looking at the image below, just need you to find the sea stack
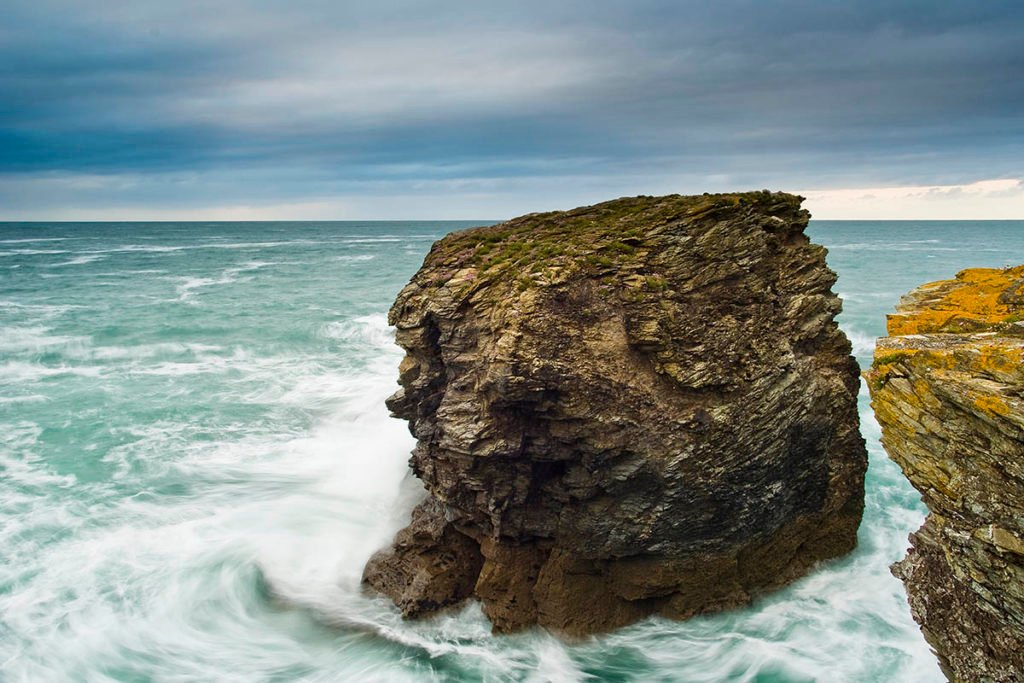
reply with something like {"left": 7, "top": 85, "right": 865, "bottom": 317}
{"left": 867, "top": 267, "right": 1024, "bottom": 681}
{"left": 364, "top": 191, "right": 867, "bottom": 636}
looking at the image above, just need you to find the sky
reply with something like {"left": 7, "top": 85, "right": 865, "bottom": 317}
{"left": 1, "top": 0, "right": 1022, "bottom": 220}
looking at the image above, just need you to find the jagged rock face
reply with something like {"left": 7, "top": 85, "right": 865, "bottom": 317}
{"left": 867, "top": 266, "right": 1024, "bottom": 682}
{"left": 364, "top": 192, "right": 867, "bottom": 636}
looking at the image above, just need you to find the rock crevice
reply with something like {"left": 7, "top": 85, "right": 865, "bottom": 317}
{"left": 365, "top": 191, "right": 867, "bottom": 635}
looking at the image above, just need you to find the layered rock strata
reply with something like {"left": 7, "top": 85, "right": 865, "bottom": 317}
{"left": 867, "top": 266, "right": 1024, "bottom": 681}
{"left": 364, "top": 191, "right": 867, "bottom": 635}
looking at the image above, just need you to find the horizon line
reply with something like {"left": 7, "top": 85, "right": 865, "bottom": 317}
{"left": 2, "top": 217, "right": 1024, "bottom": 224}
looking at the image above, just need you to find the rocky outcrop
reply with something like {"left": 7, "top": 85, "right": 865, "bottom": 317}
{"left": 867, "top": 266, "right": 1024, "bottom": 682}
{"left": 364, "top": 191, "right": 867, "bottom": 636}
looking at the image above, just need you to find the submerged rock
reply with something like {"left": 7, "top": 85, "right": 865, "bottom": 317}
{"left": 364, "top": 191, "right": 867, "bottom": 636}
{"left": 867, "top": 266, "right": 1024, "bottom": 681}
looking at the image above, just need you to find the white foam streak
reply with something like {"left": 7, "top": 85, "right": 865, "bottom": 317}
{"left": 0, "top": 361, "right": 103, "bottom": 381}
{"left": 93, "top": 244, "right": 188, "bottom": 253}
{"left": 175, "top": 275, "right": 238, "bottom": 303}
{"left": 174, "top": 261, "right": 275, "bottom": 303}
{"left": 53, "top": 253, "right": 108, "bottom": 266}
{"left": 0, "top": 249, "right": 71, "bottom": 256}
{"left": 206, "top": 241, "right": 321, "bottom": 249}
{"left": 0, "top": 422, "right": 76, "bottom": 490}
{"left": 0, "top": 394, "right": 48, "bottom": 405}
{"left": 66, "top": 241, "right": 324, "bottom": 257}
{"left": 0, "top": 325, "right": 230, "bottom": 364}
{"left": 0, "top": 301, "right": 83, "bottom": 317}
{"left": 843, "top": 325, "right": 878, "bottom": 360}
{"left": 87, "top": 342, "right": 224, "bottom": 361}
{"left": 0, "top": 325, "right": 90, "bottom": 354}
{"left": 322, "top": 314, "right": 395, "bottom": 349}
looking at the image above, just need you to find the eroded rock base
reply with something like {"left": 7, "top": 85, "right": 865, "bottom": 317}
{"left": 365, "top": 501, "right": 862, "bottom": 635}
{"left": 894, "top": 526, "right": 1024, "bottom": 682}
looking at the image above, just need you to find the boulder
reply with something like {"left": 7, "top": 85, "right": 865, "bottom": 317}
{"left": 364, "top": 191, "right": 867, "bottom": 636}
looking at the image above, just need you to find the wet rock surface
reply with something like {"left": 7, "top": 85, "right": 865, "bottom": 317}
{"left": 867, "top": 265, "right": 1024, "bottom": 682}
{"left": 364, "top": 191, "right": 867, "bottom": 636}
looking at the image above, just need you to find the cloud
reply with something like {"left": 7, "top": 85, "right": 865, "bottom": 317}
{"left": 1, "top": 1, "right": 1023, "bottom": 217}
{"left": 800, "top": 179, "right": 1024, "bottom": 219}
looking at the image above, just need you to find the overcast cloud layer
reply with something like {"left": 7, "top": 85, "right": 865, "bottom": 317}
{"left": 1, "top": 0, "right": 1022, "bottom": 219}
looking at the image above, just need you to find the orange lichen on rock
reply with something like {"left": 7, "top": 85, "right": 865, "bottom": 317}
{"left": 973, "top": 392, "right": 1011, "bottom": 417}
{"left": 885, "top": 265, "right": 1024, "bottom": 335}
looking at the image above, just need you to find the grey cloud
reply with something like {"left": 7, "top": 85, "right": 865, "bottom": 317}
{"left": 0, "top": 0, "right": 1022, "bottom": 216}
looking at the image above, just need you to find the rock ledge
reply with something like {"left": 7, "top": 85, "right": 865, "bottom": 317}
{"left": 867, "top": 265, "right": 1024, "bottom": 681}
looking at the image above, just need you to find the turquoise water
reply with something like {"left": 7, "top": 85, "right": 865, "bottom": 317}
{"left": 2, "top": 219, "right": 1022, "bottom": 682}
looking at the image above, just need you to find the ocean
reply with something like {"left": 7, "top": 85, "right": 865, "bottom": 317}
{"left": 2, "top": 219, "right": 1022, "bottom": 682}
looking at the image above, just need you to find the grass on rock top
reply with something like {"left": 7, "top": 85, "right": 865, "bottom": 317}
{"left": 419, "top": 191, "right": 803, "bottom": 297}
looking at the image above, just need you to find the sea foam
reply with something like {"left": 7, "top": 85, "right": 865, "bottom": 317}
{"left": 3, "top": 218, "right": 983, "bottom": 681}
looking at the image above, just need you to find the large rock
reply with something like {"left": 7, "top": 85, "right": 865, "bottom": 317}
{"left": 867, "top": 266, "right": 1024, "bottom": 681}
{"left": 364, "top": 191, "right": 867, "bottom": 636}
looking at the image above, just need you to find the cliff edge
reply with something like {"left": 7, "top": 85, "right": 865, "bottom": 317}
{"left": 867, "top": 266, "right": 1024, "bottom": 681}
{"left": 364, "top": 191, "right": 867, "bottom": 636}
